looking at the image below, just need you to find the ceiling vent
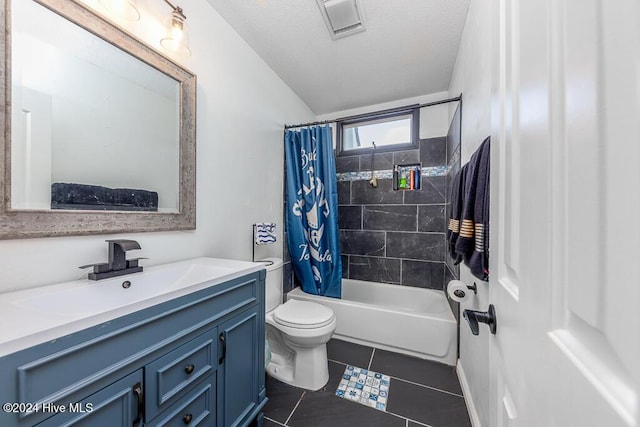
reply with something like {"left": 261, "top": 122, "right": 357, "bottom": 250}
{"left": 316, "top": 0, "right": 366, "bottom": 40}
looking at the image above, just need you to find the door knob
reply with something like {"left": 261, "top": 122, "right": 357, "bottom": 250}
{"left": 463, "top": 304, "right": 497, "bottom": 335}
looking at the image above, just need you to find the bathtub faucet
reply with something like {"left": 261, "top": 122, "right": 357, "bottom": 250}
{"left": 79, "top": 239, "right": 146, "bottom": 280}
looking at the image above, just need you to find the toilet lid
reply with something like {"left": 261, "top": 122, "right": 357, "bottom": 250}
{"left": 273, "top": 300, "right": 335, "bottom": 329}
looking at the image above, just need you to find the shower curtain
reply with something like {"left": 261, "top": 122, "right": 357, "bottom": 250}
{"left": 285, "top": 125, "right": 342, "bottom": 298}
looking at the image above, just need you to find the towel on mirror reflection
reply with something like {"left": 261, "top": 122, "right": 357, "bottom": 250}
{"left": 447, "top": 137, "right": 490, "bottom": 280}
{"left": 50, "top": 183, "right": 158, "bottom": 211}
{"left": 254, "top": 223, "right": 277, "bottom": 245}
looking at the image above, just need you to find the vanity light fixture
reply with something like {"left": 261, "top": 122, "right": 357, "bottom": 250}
{"left": 98, "top": 0, "right": 141, "bottom": 22}
{"left": 160, "top": 0, "right": 191, "bottom": 56}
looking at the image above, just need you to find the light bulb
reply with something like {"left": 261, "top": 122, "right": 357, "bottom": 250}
{"left": 160, "top": 8, "right": 191, "bottom": 56}
{"left": 98, "top": 0, "right": 141, "bottom": 22}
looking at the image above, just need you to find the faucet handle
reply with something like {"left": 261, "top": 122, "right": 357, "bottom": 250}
{"left": 126, "top": 257, "right": 148, "bottom": 269}
{"left": 79, "top": 262, "right": 111, "bottom": 273}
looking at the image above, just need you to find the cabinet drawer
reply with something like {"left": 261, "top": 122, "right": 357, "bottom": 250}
{"left": 147, "top": 379, "right": 216, "bottom": 427}
{"left": 145, "top": 328, "right": 218, "bottom": 420}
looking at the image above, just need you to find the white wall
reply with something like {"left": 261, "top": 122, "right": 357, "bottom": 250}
{"left": 0, "top": 0, "right": 315, "bottom": 293}
{"left": 447, "top": 1, "right": 493, "bottom": 426}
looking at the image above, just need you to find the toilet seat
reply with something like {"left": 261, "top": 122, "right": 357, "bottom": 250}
{"left": 273, "top": 300, "right": 335, "bottom": 329}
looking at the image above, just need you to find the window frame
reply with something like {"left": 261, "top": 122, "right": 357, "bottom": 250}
{"left": 336, "top": 107, "right": 420, "bottom": 157}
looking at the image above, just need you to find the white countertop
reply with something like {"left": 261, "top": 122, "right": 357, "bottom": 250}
{"left": 0, "top": 257, "right": 264, "bottom": 357}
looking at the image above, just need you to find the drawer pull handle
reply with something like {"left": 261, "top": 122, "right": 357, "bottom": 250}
{"left": 184, "top": 364, "right": 195, "bottom": 375}
{"left": 132, "top": 382, "right": 144, "bottom": 427}
{"left": 219, "top": 333, "right": 226, "bottom": 364}
{"left": 183, "top": 413, "right": 193, "bottom": 424}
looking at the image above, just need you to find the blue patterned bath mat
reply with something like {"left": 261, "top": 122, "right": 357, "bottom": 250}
{"left": 335, "top": 365, "right": 391, "bottom": 411}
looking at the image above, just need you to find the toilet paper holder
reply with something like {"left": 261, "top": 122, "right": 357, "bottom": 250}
{"left": 452, "top": 282, "right": 477, "bottom": 299}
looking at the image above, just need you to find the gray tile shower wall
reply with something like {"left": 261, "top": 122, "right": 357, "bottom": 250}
{"left": 337, "top": 136, "right": 451, "bottom": 291}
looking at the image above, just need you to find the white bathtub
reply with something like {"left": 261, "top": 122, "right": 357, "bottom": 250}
{"left": 287, "top": 279, "right": 457, "bottom": 366}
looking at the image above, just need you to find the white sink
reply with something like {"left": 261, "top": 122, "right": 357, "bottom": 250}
{"left": 0, "top": 257, "right": 264, "bottom": 356}
{"left": 14, "top": 260, "right": 245, "bottom": 316}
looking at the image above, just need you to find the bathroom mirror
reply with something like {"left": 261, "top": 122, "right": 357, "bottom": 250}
{"left": 0, "top": 0, "right": 197, "bottom": 239}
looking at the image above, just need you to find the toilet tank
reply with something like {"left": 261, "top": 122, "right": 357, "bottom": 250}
{"left": 260, "top": 257, "right": 283, "bottom": 312}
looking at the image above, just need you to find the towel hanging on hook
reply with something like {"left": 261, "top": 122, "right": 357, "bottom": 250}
{"left": 447, "top": 137, "right": 490, "bottom": 281}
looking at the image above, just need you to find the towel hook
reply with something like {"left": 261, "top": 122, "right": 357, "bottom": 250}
{"left": 467, "top": 282, "right": 477, "bottom": 295}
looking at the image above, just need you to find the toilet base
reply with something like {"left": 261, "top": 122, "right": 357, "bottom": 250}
{"left": 264, "top": 302, "right": 336, "bottom": 391}
{"left": 266, "top": 344, "right": 330, "bottom": 391}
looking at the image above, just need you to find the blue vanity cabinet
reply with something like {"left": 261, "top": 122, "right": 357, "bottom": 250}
{"left": 0, "top": 269, "right": 267, "bottom": 427}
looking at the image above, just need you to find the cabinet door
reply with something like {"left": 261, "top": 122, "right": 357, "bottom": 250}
{"left": 36, "top": 370, "right": 143, "bottom": 427}
{"left": 217, "top": 309, "right": 260, "bottom": 427}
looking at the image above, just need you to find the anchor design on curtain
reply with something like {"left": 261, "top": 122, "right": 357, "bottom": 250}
{"left": 285, "top": 125, "right": 342, "bottom": 298}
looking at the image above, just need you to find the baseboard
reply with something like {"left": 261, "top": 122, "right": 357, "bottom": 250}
{"left": 457, "top": 360, "right": 482, "bottom": 427}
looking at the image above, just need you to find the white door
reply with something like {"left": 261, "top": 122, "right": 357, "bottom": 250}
{"left": 489, "top": 0, "right": 639, "bottom": 426}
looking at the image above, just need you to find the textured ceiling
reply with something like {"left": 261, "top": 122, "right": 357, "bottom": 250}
{"left": 205, "top": 0, "right": 470, "bottom": 115}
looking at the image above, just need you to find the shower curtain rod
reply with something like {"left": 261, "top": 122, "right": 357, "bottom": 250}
{"left": 284, "top": 94, "right": 462, "bottom": 130}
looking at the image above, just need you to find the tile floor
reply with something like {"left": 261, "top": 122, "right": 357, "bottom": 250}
{"left": 263, "top": 339, "right": 472, "bottom": 427}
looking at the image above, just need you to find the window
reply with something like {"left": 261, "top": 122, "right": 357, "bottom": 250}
{"left": 336, "top": 108, "right": 419, "bottom": 156}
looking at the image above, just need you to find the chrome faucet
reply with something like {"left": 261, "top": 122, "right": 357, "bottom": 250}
{"left": 80, "top": 239, "right": 145, "bottom": 280}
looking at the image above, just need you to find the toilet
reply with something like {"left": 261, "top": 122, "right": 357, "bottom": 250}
{"left": 261, "top": 258, "right": 336, "bottom": 391}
